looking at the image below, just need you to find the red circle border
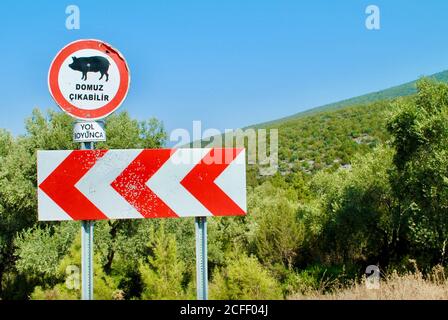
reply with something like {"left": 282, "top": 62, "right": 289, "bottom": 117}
{"left": 48, "top": 39, "right": 130, "bottom": 120}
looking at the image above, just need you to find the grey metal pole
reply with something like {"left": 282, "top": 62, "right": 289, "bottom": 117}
{"left": 80, "top": 141, "right": 94, "bottom": 300}
{"left": 195, "top": 216, "right": 208, "bottom": 300}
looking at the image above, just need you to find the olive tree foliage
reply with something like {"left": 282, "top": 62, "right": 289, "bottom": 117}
{"left": 0, "top": 129, "right": 13, "bottom": 157}
{"left": 247, "top": 182, "right": 305, "bottom": 269}
{"left": 0, "top": 129, "right": 26, "bottom": 296}
{"left": 96, "top": 112, "right": 167, "bottom": 149}
{"left": 0, "top": 108, "right": 166, "bottom": 299}
{"left": 30, "top": 232, "right": 122, "bottom": 300}
{"left": 15, "top": 223, "right": 78, "bottom": 280}
{"left": 387, "top": 79, "right": 448, "bottom": 265}
{"left": 0, "top": 110, "right": 80, "bottom": 297}
{"left": 306, "top": 145, "right": 399, "bottom": 267}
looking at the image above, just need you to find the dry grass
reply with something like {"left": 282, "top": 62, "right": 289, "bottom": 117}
{"left": 289, "top": 265, "right": 448, "bottom": 300}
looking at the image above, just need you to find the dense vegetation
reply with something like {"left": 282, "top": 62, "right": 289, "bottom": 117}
{"left": 1, "top": 79, "right": 448, "bottom": 299}
{"left": 267, "top": 100, "right": 392, "bottom": 175}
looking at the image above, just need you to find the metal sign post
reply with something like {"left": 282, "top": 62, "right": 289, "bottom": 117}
{"left": 81, "top": 220, "right": 94, "bottom": 300}
{"left": 80, "top": 141, "right": 94, "bottom": 300}
{"left": 195, "top": 216, "right": 208, "bottom": 300}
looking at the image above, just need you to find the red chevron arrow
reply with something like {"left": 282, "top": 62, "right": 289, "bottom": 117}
{"left": 39, "top": 150, "right": 108, "bottom": 220}
{"left": 111, "top": 149, "right": 178, "bottom": 218}
{"left": 181, "top": 148, "right": 245, "bottom": 216}
{"left": 38, "top": 148, "right": 246, "bottom": 221}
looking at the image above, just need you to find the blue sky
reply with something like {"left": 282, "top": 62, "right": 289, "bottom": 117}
{"left": 1, "top": 0, "right": 448, "bottom": 139}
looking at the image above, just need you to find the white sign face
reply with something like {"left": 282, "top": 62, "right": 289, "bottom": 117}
{"left": 73, "top": 121, "right": 106, "bottom": 142}
{"left": 59, "top": 49, "right": 121, "bottom": 111}
{"left": 48, "top": 39, "right": 130, "bottom": 120}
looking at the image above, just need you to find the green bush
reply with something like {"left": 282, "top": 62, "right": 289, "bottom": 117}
{"left": 139, "top": 223, "right": 192, "bottom": 300}
{"left": 210, "top": 250, "right": 282, "bottom": 300}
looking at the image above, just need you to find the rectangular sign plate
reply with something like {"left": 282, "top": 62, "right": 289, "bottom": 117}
{"left": 73, "top": 121, "right": 106, "bottom": 142}
{"left": 37, "top": 148, "right": 246, "bottom": 221}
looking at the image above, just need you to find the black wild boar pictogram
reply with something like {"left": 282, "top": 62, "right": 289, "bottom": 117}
{"left": 69, "top": 56, "right": 110, "bottom": 81}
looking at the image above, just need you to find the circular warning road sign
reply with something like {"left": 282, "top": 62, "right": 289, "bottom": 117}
{"left": 48, "top": 39, "right": 130, "bottom": 120}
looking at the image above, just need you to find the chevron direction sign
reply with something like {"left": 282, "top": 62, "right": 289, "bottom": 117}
{"left": 37, "top": 148, "right": 246, "bottom": 221}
